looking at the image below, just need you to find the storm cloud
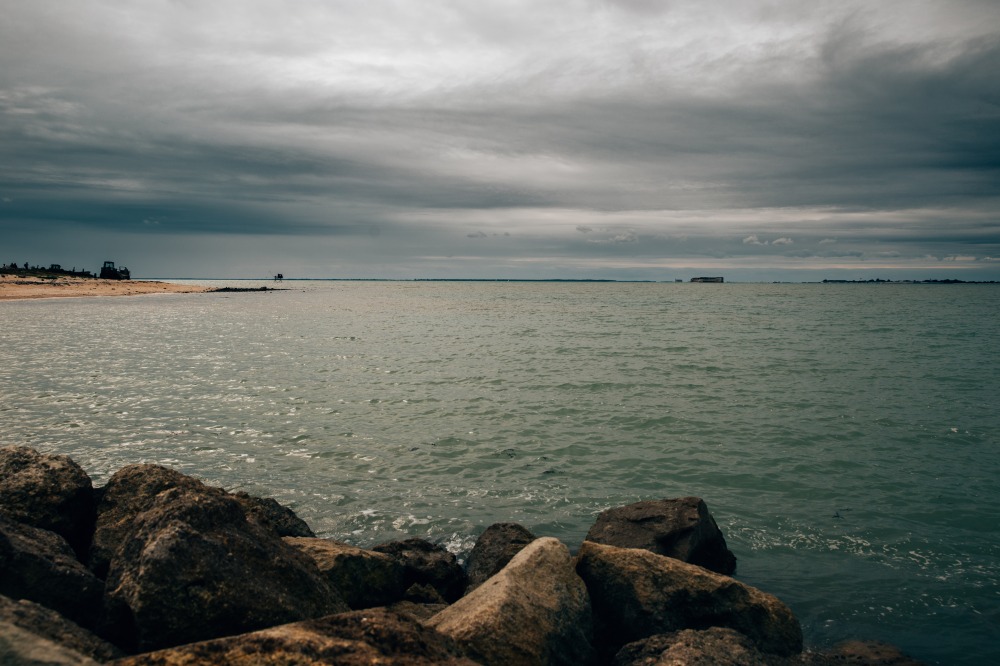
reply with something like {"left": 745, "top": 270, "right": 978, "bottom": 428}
{"left": 2, "top": 0, "right": 998, "bottom": 279}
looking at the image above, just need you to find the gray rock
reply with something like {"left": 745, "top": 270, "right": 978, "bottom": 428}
{"left": 0, "top": 515, "right": 104, "bottom": 629}
{"left": 585, "top": 497, "right": 737, "bottom": 575}
{"left": 112, "top": 608, "right": 478, "bottom": 666}
{"left": 426, "top": 537, "right": 594, "bottom": 666}
{"left": 373, "top": 537, "right": 468, "bottom": 603}
{"left": 614, "top": 628, "right": 771, "bottom": 665}
{"left": 0, "top": 594, "right": 124, "bottom": 663}
{"left": 88, "top": 464, "right": 204, "bottom": 578}
{"left": 575, "top": 540, "right": 802, "bottom": 659}
{"left": 0, "top": 446, "right": 95, "bottom": 559}
{"left": 465, "top": 522, "right": 536, "bottom": 592}
{"left": 101, "top": 483, "right": 348, "bottom": 652}
{"left": 284, "top": 536, "right": 406, "bottom": 608}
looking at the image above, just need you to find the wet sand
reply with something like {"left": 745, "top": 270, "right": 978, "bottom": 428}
{"left": 0, "top": 275, "right": 211, "bottom": 301}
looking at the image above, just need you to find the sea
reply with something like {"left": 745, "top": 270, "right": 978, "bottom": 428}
{"left": 1, "top": 280, "right": 997, "bottom": 664}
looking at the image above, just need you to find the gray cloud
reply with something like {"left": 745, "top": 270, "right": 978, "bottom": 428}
{"left": 2, "top": 0, "right": 999, "bottom": 279}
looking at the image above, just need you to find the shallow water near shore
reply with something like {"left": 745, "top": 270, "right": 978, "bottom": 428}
{"left": 2, "top": 281, "right": 998, "bottom": 664}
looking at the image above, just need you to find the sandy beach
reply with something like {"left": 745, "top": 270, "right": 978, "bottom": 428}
{"left": 0, "top": 275, "right": 211, "bottom": 301}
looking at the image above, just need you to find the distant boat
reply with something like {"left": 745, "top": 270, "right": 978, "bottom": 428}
{"left": 690, "top": 276, "right": 724, "bottom": 283}
{"left": 99, "top": 261, "right": 130, "bottom": 280}
{"left": 274, "top": 273, "right": 284, "bottom": 281}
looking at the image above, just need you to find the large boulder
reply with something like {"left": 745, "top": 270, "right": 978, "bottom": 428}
{"left": 373, "top": 537, "right": 468, "bottom": 603}
{"left": 585, "top": 497, "right": 737, "bottom": 574}
{"left": 0, "top": 515, "right": 103, "bottom": 629}
{"left": 575, "top": 540, "right": 802, "bottom": 659}
{"left": 0, "top": 595, "right": 124, "bottom": 663}
{"left": 0, "top": 446, "right": 95, "bottom": 559}
{"left": 285, "top": 536, "right": 406, "bottom": 609}
{"left": 113, "top": 609, "right": 478, "bottom": 666}
{"left": 465, "top": 522, "right": 536, "bottom": 592}
{"left": 88, "top": 464, "right": 205, "bottom": 578}
{"left": 426, "top": 537, "right": 594, "bottom": 666}
{"left": 90, "top": 464, "right": 315, "bottom": 578}
{"left": 614, "top": 628, "right": 772, "bottom": 665}
{"left": 101, "top": 483, "right": 348, "bottom": 652}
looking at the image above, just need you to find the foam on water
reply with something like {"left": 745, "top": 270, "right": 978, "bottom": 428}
{"left": 2, "top": 281, "right": 999, "bottom": 664}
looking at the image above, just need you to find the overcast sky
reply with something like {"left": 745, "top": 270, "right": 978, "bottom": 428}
{"left": 2, "top": 0, "right": 998, "bottom": 280}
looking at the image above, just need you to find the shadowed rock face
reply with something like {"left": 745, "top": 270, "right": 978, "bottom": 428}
{"left": 576, "top": 540, "right": 802, "bottom": 659}
{"left": 112, "top": 609, "right": 479, "bottom": 666}
{"left": 0, "top": 621, "right": 100, "bottom": 666}
{"left": 0, "top": 515, "right": 104, "bottom": 629}
{"left": 585, "top": 497, "right": 737, "bottom": 575}
{"left": 0, "top": 446, "right": 95, "bottom": 559}
{"left": 465, "top": 522, "right": 537, "bottom": 592}
{"left": 373, "top": 538, "right": 468, "bottom": 603}
{"left": 427, "top": 537, "right": 594, "bottom": 666}
{"left": 284, "top": 536, "right": 406, "bottom": 609}
{"left": 232, "top": 491, "right": 315, "bottom": 538}
{"left": 101, "top": 484, "right": 348, "bottom": 652}
{"left": 0, "top": 595, "right": 124, "bottom": 663}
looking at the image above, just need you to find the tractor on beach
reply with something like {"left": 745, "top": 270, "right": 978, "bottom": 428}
{"left": 100, "top": 261, "right": 131, "bottom": 280}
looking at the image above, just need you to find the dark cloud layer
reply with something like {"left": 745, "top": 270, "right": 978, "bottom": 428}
{"left": 2, "top": 1, "right": 999, "bottom": 279}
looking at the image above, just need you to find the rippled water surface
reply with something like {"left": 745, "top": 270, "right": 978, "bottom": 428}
{"left": 2, "top": 281, "right": 998, "bottom": 664}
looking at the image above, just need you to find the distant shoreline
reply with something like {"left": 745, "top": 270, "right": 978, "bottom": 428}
{"left": 3, "top": 270, "right": 997, "bottom": 296}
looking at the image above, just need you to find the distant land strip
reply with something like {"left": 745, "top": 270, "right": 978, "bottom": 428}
{"left": 0, "top": 275, "right": 212, "bottom": 301}
{"left": 2, "top": 265, "right": 997, "bottom": 292}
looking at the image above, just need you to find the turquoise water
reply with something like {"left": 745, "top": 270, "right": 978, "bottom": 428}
{"left": 2, "top": 281, "right": 998, "bottom": 664}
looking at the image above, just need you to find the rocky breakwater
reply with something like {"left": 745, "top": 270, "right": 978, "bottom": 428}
{"left": 0, "top": 445, "right": 923, "bottom": 665}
